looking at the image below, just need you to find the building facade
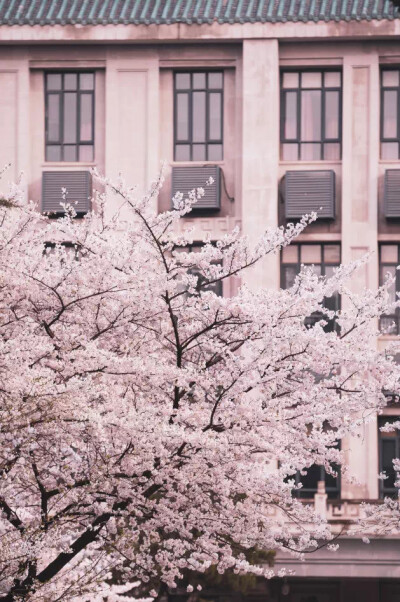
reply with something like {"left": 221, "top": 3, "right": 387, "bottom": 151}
{"left": 1, "top": 1, "right": 400, "bottom": 600}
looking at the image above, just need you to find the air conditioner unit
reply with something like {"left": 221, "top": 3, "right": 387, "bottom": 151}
{"left": 284, "top": 170, "right": 335, "bottom": 220}
{"left": 42, "top": 171, "right": 92, "bottom": 216}
{"left": 171, "top": 166, "right": 221, "bottom": 211}
{"left": 384, "top": 169, "right": 400, "bottom": 218}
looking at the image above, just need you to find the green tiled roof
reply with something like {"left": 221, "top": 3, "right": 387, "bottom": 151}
{"left": 0, "top": 0, "right": 398, "bottom": 25}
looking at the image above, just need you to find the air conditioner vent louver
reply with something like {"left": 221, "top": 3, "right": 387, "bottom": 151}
{"left": 284, "top": 170, "right": 335, "bottom": 220}
{"left": 384, "top": 169, "right": 400, "bottom": 219}
{"left": 42, "top": 171, "right": 92, "bottom": 215}
{"left": 171, "top": 166, "right": 221, "bottom": 211}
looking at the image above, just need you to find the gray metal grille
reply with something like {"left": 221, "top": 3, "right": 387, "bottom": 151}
{"left": 284, "top": 170, "right": 336, "bottom": 220}
{"left": 171, "top": 166, "right": 221, "bottom": 211}
{"left": 42, "top": 171, "right": 91, "bottom": 215}
{"left": 384, "top": 169, "right": 400, "bottom": 218}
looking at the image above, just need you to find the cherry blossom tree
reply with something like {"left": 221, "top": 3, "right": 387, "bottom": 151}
{"left": 0, "top": 169, "right": 399, "bottom": 601}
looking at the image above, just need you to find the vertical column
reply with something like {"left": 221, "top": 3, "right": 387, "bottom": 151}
{"left": 341, "top": 52, "right": 380, "bottom": 499}
{"left": 105, "top": 48, "right": 159, "bottom": 217}
{"left": 0, "top": 52, "right": 29, "bottom": 198}
{"left": 241, "top": 39, "right": 280, "bottom": 291}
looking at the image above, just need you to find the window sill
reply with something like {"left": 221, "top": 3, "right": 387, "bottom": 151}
{"left": 42, "top": 162, "right": 96, "bottom": 168}
{"left": 378, "top": 334, "right": 400, "bottom": 340}
{"left": 280, "top": 160, "right": 342, "bottom": 166}
{"left": 171, "top": 160, "right": 225, "bottom": 166}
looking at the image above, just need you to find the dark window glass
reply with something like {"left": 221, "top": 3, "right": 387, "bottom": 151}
{"left": 45, "top": 72, "right": 95, "bottom": 162}
{"left": 280, "top": 70, "right": 342, "bottom": 161}
{"left": 176, "top": 243, "right": 223, "bottom": 297}
{"left": 293, "top": 464, "right": 340, "bottom": 500}
{"left": 381, "top": 69, "right": 400, "bottom": 159}
{"left": 281, "top": 243, "right": 341, "bottom": 333}
{"left": 379, "top": 244, "right": 400, "bottom": 334}
{"left": 378, "top": 416, "right": 400, "bottom": 497}
{"left": 174, "top": 72, "right": 223, "bottom": 161}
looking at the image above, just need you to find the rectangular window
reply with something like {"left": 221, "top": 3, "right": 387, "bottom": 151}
{"left": 175, "top": 243, "right": 223, "bottom": 297}
{"left": 381, "top": 69, "right": 400, "bottom": 160}
{"left": 281, "top": 70, "right": 342, "bottom": 161}
{"left": 174, "top": 72, "right": 223, "bottom": 162}
{"left": 281, "top": 243, "right": 341, "bottom": 332}
{"left": 292, "top": 462, "right": 341, "bottom": 500}
{"left": 379, "top": 243, "right": 400, "bottom": 334}
{"left": 378, "top": 416, "right": 400, "bottom": 498}
{"left": 45, "top": 72, "right": 95, "bottom": 162}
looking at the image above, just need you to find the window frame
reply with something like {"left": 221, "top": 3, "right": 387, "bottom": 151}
{"left": 45, "top": 71, "right": 95, "bottom": 163}
{"left": 378, "top": 416, "right": 400, "bottom": 498}
{"left": 280, "top": 69, "right": 342, "bottom": 161}
{"left": 292, "top": 461, "right": 341, "bottom": 500}
{"left": 173, "top": 71, "right": 224, "bottom": 162}
{"left": 379, "top": 243, "right": 400, "bottom": 335}
{"left": 381, "top": 68, "right": 400, "bottom": 160}
{"left": 280, "top": 242, "right": 341, "bottom": 332}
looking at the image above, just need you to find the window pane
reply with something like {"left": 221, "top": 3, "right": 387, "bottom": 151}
{"left": 282, "top": 266, "right": 298, "bottom": 289}
{"left": 64, "top": 73, "right": 77, "bottom": 90}
{"left": 310, "top": 265, "right": 322, "bottom": 276}
{"left": 209, "top": 93, "right": 222, "bottom": 140}
{"left": 325, "top": 469, "right": 339, "bottom": 492}
{"left": 64, "top": 92, "right": 77, "bottom": 143}
{"left": 79, "top": 145, "right": 93, "bottom": 162}
{"left": 380, "top": 315, "right": 398, "bottom": 333}
{"left": 192, "top": 92, "right": 206, "bottom": 143}
{"left": 300, "top": 143, "right": 321, "bottom": 160}
{"left": 64, "top": 145, "right": 77, "bottom": 161}
{"left": 325, "top": 91, "right": 339, "bottom": 139}
{"left": 175, "top": 145, "right": 191, "bottom": 161}
{"left": 80, "top": 94, "right": 93, "bottom": 142}
{"left": 208, "top": 72, "right": 223, "bottom": 89}
{"left": 382, "top": 439, "right": 396, "bottom": 489}
{"left": 301, "top": 90, "right": 321, "bottom": 141}
{"left": 193, "top": 73, "right": 206, "bottom": 89}
{"left": 176, "top": 93, "right": 189, "bottom": 141}
{"left": 301, "top": 72, "right": 322, "bottom": 88}
{"left": 47, "top": 94, "right": 60, "bottom": 142}
{"left": 383, "top": 90, "right": 398, "bottom": 139}
{"left": 79, "top": 73, "right": 94, "bottom": 90}
{"left": 300, "top": 464, "right": 321, "bottom": 493}
{"left": 381, "top": 142, "right": 399, "bottom": 160}
{"left": 301, "top": 244, "right": 321, "bottom": 264}
{"left": 381, "top": 245, "right": 398, "bottom": 263}
{"left": 380, "top": 265, "right": 397, "bottom": 304}
{"left": 47, "top": 73, "right": 61, "bottom": 90}
{"left": 383, "top": 70, "right": 399, "bottom": 87}
{"left": 282, "top": 72, "right": 299, "bottom": 89}
{"left": 324, "top": 72, "right": 341, "bottom": 87}
{"left": 282, "top": 143, "right": 298, "bottom": 160}
{"left": 46, "top": 145, "right": 61, "bottom": 161}
{"left": 284, "top": 91, "right": 297, "bottom": 139}
{"left": 192, "top": 144, "right": 206, "bottom": 161}
{"left": 176, "top": 73, "right": 190, "bottom": 89}
{"left": 282, "top": 245, "right": 299, "bottom": 263}
{"left": 324, "top": 142, "right": 340, "bottom": 160}
{"left": 207, "top": 144, "right": 222, "bottom": 161}
{"left": 324, "top": 244, "right": 341, "bottom": 264}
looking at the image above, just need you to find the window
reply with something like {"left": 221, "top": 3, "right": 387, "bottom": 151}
{"left": 281, "top": 243, "right": 341, "bottom": 332}
{"left": 379, "top": 244, "right": 400, "bottom": 334}
{"left": 174, "top": 72, "right": 223, "bottom": 162}
{"left": 45, "top": 72, "right": 95, "bottom": 162}
{"left": 280, "top": 70, "right": 342, "bottom": 161}
{"left": 175, "top": 243, "right": 223, "bottom": 297}
{"left": 378, "top": 416, "right": 400, "bottom": 498}
{"left": 381, "top": 69, "right": 400, "bottom": 160}
{"left": 292, "top": 463, "right": 341, "bottom": 500}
